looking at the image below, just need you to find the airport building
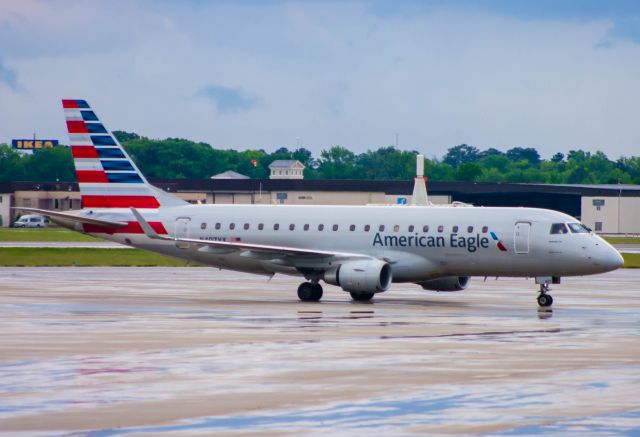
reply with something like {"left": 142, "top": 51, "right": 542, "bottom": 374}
{"left": 1, "top": 180, "right": 639, "bottom": 234}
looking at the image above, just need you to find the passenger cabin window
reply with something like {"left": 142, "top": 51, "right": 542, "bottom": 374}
{"left": 568, "top": 223, "right": 590, "bottom": 233}
{"left": 201, "top": 222, "right": 207, "bottom": 230}
{"left": 304, "top": 224, "right": 309, "bottom": 231}
{"left": 408, "top": 225, "right": 414, "bottom": 232}
{"left": 452, "top": 225, "right": 459, "bottom": 233}
{"left": 467, "top": 226, "right": 473, "bottom": 233}
{"left": 244, "top": 223, "right": 250, "bottom": 230}
{"left": 318, "top": 224, "right": 324, "bottom": 231}
{"left": 364, "top": 225, "right": 371, "bottom": 232}
{"left": 379, "top": 225, "right": 385, "bottom": 232}
{"left": 423, "top": 225, "right": 429, "bottom": 232}
{"left": 350, "top": 225, "right": 356, "bottom": 231}
{"left": 437, "top": 225, "right": 444, "bottom": 233}
{"left": 393, "top": 225, "right": 400, "bottom": 232}
{"left": 482, "top": 226, "right": 488, "bottom": 233}
{"left": 274, "top": 223, "right": 280, "bottom": 230}
{"left": 258, "top": 223, "right": 264, "bottom": 230}
{"left": 550, "top": 223, "right": 568, "bottom": 234}
{"left": 229, "top": 223, "right": 235, "bottom": 230}
{"left": 333, "top": 224, "right": 339, "bottom": 231}
{"left": 289, "top": 224, "right": 295, "bottom": 231}
{"left": 215, "top": 223, "right": 221, "bottom": 230}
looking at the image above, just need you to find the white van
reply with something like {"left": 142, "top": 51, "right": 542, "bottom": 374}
{"left": 14, "top": 214, "right": 49, "bottom": 228}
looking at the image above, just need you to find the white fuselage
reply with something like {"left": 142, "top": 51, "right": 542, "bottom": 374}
{"left": 86, "top": 204, "right": 623, "bottom": 281}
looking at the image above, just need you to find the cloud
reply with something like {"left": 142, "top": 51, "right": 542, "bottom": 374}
{"left": 0, "top": 58, "right": 19, "bottom": 91}
{"left": 1, "top": 1, "right": 640, "bottom": 158}
{"left": 198, "top": 84, "right": 261, "bottom": 114}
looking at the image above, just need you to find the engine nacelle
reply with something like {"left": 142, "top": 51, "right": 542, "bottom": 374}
{"left": 324, "top": 260, "right": 392, "bottom": 293}
{"left": 417, "top": 276, "right": 470, "bottom": 292}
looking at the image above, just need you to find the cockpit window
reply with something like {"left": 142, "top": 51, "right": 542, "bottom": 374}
{"left": 568, "top": 223, "right": 590, "bottom": 233}
{"left": 550, "top": 223, "right": 568, "bottom": 234}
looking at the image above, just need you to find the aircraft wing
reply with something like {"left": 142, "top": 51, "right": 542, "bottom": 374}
{"left": 131, "top": 208, "right": 373, "bottom": 262}
{"left": 12, "top": 207, "right": 128, "bottom": 229}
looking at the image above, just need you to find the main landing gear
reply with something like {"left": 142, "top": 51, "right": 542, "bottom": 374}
{"left": 297, "top": 282, "right": 323, "bottom": 302}
{"left": 537, "top": 282, "right": 554, "bottom": 307}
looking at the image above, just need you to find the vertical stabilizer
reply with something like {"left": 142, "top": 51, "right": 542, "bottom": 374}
{"left": 411, "top": 154, "right": 428, "bottom": 206}
{"left": 62, "top": 99, "right": 186, "bottom": 209}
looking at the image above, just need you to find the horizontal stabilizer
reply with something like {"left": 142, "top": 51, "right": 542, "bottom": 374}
{"left": 12, "top": 207, "right": 127, "bottom": 228}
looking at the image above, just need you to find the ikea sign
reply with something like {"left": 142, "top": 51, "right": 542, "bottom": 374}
{"left": 12, "top": 139, "right": 59, "bottom": 150}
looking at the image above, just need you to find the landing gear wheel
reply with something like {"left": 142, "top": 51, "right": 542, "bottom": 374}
{"left": 312, "top": 283, "right": 323, "bottom": 300}
{"left": 537, "top": 293, "right": 553, "bottom": 307}
{"left": 350, "top": 292, "right": 374, "bottom": 302}
{"left": 298, "top": 282, "right": 322, "bottom": 302}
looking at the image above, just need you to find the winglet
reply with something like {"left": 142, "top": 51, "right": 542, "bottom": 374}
{"left": 130, "top": 207, "right": 167, "bottom": 240}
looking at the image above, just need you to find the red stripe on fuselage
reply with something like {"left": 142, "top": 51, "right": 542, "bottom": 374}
{"left": 81, "top": 195, "right": 161, "bottom": 208}
{"left": 82, "top": 221, "right": 167, "bottom": 235}
{"left": 71, "top": 145, "right": 99, "bottom": 158}
{"left": 62, "top": 99, "right": 79, "bottom": 109}
{"left": 66, "top": 120, "right": 88, "bottom": 133}
{"left": 76, "top": 170, "right": 108, "bottom": 183}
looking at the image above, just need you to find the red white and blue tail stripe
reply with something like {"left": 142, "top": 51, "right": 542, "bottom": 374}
{"left": 63, "top": 99, "right": 171, "bottom": 209}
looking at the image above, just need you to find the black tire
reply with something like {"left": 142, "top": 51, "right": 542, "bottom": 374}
{"left": 312, "top": 283, "right": 323, "bottom": 301}
{"left": 350, "top": 292, "right": 374, "bottom": 302}
{"left": 537, "top": 294, "right": 553, "bottom": 307}
{"left": 298, "top": 282, "right": 321, "bottom": 302}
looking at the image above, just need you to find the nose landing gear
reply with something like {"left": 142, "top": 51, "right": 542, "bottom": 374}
{"left": 535, "top": 277, "right": 557, "bottom": 307}
{"left": 537, "top": 282, "right": 554, "bottom": 307}
{"left": 297, "top": 282, "right": 323, "bottom": 302}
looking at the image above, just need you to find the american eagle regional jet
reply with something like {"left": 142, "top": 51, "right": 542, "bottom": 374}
{"left": 16, "top": 100, "right": 624, "bottom": 306}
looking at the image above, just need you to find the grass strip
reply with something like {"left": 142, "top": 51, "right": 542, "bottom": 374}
{"left": 0, "top": 228, "right": 98, "bottom": 242}
{"left": 0, "top": 248, "right": 193, "bottom": 267}
{"left": 604, "top": 237, "right": 640, "bottom": 245}
{"left": 623, "top": 253, "right": 640, "bottom": 268}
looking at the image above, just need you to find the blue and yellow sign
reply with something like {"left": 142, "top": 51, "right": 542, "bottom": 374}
{"left": 12, "top": 139, "right": 59, "bottom": 150}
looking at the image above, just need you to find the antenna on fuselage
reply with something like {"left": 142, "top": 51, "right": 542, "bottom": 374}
{"left": 411, "top": 154, "right": 428, "bottom": 206}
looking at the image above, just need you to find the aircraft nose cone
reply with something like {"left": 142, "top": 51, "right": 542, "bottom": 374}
{"left": 603, "top": 248, "right": 624, "bottom": 271}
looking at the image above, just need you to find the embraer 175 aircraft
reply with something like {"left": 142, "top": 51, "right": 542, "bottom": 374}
{"left": 17, "top": 100, "right": 624, "bottom": 307}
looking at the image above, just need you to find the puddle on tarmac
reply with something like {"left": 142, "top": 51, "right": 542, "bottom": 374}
{"left": 81, "top": 369, "right": 640, "bottom": 436}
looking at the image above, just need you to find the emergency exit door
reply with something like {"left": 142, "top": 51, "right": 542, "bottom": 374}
{"left": 514, "top": 222, "right": 531, "bottom": 254}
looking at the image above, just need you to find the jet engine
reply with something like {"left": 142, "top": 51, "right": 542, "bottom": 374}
{"left": 324, "top": 260, "right": 392, "bottom": 293}
{"left": 417, "top": 276, "right": 470, "bottom": 292}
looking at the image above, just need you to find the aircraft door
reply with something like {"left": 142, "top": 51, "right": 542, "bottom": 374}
{"left": 514, "top": 221, "right": 531, "bottom": 254}
{"left": 174, "top": 217, "right": 191, "bottom": 249}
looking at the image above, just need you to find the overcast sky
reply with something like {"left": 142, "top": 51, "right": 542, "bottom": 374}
{"left": 1, "top": 0, "right": 639, "bottom": 158}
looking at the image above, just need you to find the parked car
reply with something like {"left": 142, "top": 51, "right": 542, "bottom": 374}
{"left": 13, "top": 214, "right": 49, "bottom": 228}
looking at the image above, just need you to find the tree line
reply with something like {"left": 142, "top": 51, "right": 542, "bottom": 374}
{"left": 1, "top": 132, "right": 639, "bottom": 184}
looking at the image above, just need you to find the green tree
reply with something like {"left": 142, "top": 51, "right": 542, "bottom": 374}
{"left": 506, "top": 147, "right": 541, "bottom": 165}
{"left": 24, "top": 147, "right": 75, "bottom": 181}
{"left": 455, "top": 163, "right": 483, "bottom": 181}
{"left": 442, "top": 144, "right": 480, "bottom": 167}
{"left": 0, "top": 144, "right": 26, "bottom": 181}
{"left": 356, "top": 147, "right": 416, "bottom": 180}
{"left": 316, "top": 146, "right": 357, "bottom": 179}
{"left": 113, "top": 131, "right": 146, "bottom": 143}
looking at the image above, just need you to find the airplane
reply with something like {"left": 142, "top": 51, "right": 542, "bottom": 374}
{"left": 15, "top": 99, "right": 624, "bottom": 307}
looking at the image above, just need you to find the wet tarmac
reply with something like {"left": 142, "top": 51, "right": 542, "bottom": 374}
{"left": 0, "top": 267, "right": 639, "bottom": 436}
